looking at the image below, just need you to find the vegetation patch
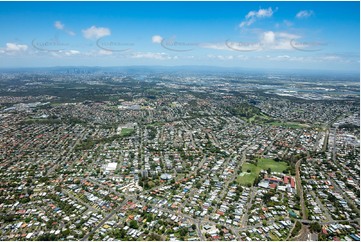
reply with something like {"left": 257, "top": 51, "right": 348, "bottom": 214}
{"left": 120, "top": 128, "right": 135, "bottom": 137}
{"left": 237, "top": 158, "right": 289, "bottom": 185}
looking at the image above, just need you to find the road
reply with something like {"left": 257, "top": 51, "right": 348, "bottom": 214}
{"left": 218, "top": 154, "right": 238, "bottom": 199}
{"left": 295, "top": 159, "right": 306, "bottom": 220}
{"left": 309, "top": 233, "right": 318, "bottom": 241}
{"left": 293, "top": 225, "right": 310, "bottom": 241}
{"left": 62, "top": 189, "right": 98, "bottom": 213}
{"left": 331, "top": 127, "right": 337, "bottom": 162}
{"left": 294, "top": 158, "right": 310, "bottom": 240}
{"left": 81, "top": 195, "right": 135, "bottom": 241}
{"left": 310, "top": 190, "right": 333, "bottom": 222}
{"left": 46, "top": 129, "right": 90, "bottom": 176}
{"left": 240, "top": 186, "right": 256, "bottom": 227}
{"left": 196, "top": 219, "right": 206, "bottom": 240}
{"left": 326, "top": 174, "right": 360, "bottom": 215}
{"left": 85, "top": 177, "right": 124, "bottom": 198}
{"left": 322, "top": 129, "right": 329, "bottom": 152}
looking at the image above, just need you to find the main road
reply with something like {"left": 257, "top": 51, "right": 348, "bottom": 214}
{"left": 81, "top": 195, "right": 135, "bottom": 241}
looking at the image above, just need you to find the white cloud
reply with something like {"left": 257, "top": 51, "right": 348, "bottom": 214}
{"left": 259, "top": 31, "right": 301, "bottom": 50}
{"left": 61, "top": 50, "right": 80, "bottom": 56}
{"left": 50, "top": 50, "right": 80, "bottom": 57}
{"left": 225, "top": 41, "right": 262, "bottom": 52}
{"left": 131, "top": 52, "right": 173, "bottom": 60}
{"left": 201, "top": 42, "right": 262, "bottom": 52}
{"left": 239, "top": 18, "right": 256, "bottom": 28}
{"left": 277, "top": 32, "right": 300, "bottom": 39}
{"left": 262, "top": 31, "right": 276, "bottom": 44}
{"left": 318, "top": 55, "right": 342, "bottom": 61}
{"left": 82, "top": 26, "right": 111, "bottom": 39}
{"left": 152, "top": 35, "right": 163, "bottom": 44}
{"left": 246, "top": 8, "right": 274, "bottom": 18}
{"left": 207, "top": 54, "right": 249, "bottom": 61}
{"left": 296, "top": 10, "right": 314, "bottom": 19}
{"left": 54, "top": 21, "right": 64, "bottom": 30}
{"left": 98, "top": 49, "right": 113, "bottom": 55}
{"left": 202, "top": 31, "right": 301, "bottom": 52}
{"left": 260, "top": 54, "right": 354, "bottom": 63}
{"left": 54, "top": 21, "right": 75, "bottom": 36}
{"left": 6, "top": 43, "right": 28, "bottom": 52}
{"left": 276, "top": 55, "right": 290, "bottom": 59}
{"left": 240, "top": 7, "right": 274, "bottom": 28}
{"left": 236, "top": 55, "right": 249, "bottom": 60}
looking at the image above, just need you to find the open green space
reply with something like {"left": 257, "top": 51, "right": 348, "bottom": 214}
{"left": 120, "top": 128, "right": 135, "bottom": 137}
{"left": 237, "top": 158, "right": 289, "bottom": 185}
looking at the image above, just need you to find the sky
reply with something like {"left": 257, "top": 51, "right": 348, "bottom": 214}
{"left": 0, "top": 1, "right": 359, "bottom": 73}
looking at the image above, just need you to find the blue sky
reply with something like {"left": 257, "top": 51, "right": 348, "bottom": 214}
{"left": 0, "top": 1, "right": 359, "bottom": 72}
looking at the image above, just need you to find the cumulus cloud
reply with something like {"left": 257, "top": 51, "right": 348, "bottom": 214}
{"left": 54, "top": 21, "right": 64, "bottom": 30}
{"left": 152, "top": 35, "right": 163, "bottom": 44}
{"left": 260, "top": 31, "right": 301, "bottom": 50}
{"left": 82, "top": 26, "right": 111, "bottom": 39}
{"left": 6, "top": 43, "right": 28, "bottom": 52}
{"left": 240, "top": 7, "right": 274, "bottom": 28}
{"left": 296, "top": 10, "right": 314, "bottom": 19}
{"left": 262, "top": 31, "right": 276, "bottom": 44}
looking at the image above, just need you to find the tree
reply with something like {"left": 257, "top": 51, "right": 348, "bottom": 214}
{"left": 129, "top": 220, "right": 138, "bottom": 229}
{"left": 179, "top": 227, "right": 188, "bottom": 237}
{"left": 62, "top": 229, "right": 70, "bottom": 237}
{"left": 291, "top": 221, "right": 302, "bottom": 237}
{"left": 267, "top": 168, "right": 271, "bottom": 174}
{"left": 309, "top": 222, "right": 322, "bottom": 233}
{"left": 236, "top": 185, "right": 243, "bottom": 193}
{"left": 148, "top": 233, "right": 162, "bottom": 241}
{"left": 146, "top": 214, "right": 153, "bottom": 222}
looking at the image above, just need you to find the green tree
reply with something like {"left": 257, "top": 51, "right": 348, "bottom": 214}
{"left": 309, "top": 222, "right": 322, "bottom": 233}
{"left": 129, "top": 220, "right": 138, "bottom": 229}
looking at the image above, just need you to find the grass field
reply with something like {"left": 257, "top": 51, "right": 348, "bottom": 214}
{"left": 247, "top": 113, "right": 271, "bottom": 124}
{"left": 237, "top": 158, "right": 289, "bottom": 185}
{"left": 120, "top": 128, "right": 134, "bottom": 136}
